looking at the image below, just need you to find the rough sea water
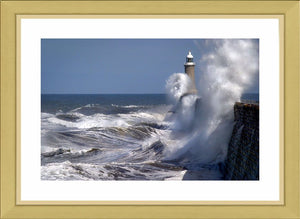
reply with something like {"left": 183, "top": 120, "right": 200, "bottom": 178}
{"left": 41, "top": 39, "right": 259, "bottom": 180}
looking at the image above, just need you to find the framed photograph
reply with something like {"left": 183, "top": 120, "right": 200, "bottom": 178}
{"left": 1, "top": 1, "right": 299, "bottom": 219}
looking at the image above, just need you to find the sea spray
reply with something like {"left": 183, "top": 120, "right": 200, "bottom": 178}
{"left": 165, "top": 73, "right": 193, "bottom": 103}
{"left": 164, "top": 39, "right": 259, "bottom": 165}
{"left": 198, "top": 39, "right": 259, "bottom": 118}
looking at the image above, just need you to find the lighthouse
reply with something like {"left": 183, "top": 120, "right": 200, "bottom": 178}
{"left": 184, "top": 51, "right": 197, "bottom": 93}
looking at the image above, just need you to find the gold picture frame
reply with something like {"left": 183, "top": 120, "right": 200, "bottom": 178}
{"left": 1, "top": 1, "right": 299, "bottom": 218}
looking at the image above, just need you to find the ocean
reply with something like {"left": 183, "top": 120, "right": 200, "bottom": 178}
{"left": 41, "top": 93, "right": 258, "bottom": 180}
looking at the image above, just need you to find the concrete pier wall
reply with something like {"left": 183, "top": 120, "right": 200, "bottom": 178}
{"left": 223, "top": 102, "right": 259, "bottom": 180}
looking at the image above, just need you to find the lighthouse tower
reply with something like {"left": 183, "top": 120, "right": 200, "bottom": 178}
{"left": 184, "top": 51, "right": 197, "bottom": 93}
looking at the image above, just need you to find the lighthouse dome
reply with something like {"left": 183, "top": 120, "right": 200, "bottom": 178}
{"left": 187, "top": 51, "right": 193, "bottom": 58}
{"left": 185, "top": 51, "right": 194, "bottom": 64}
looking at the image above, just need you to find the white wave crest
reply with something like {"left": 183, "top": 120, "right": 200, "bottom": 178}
{"left": 48, "top": 113, "right": 130, "bottom": 129}
{"left": 47, "top": 111, "right": 166, "bottom": 130}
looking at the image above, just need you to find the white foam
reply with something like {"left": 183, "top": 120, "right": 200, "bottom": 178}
{"left": 48, "top": 113, "right": 130, "bottom": 129}
{"left": 41, "top": 112, "right": 54, "bottom": 119}
{"left": 41, "top": 145, "right": 57, "bottom": 153}
{"left": 164, "top": 170, "right": 186, "bottom": 180}
{"left": 165, "top": 73, "right": 192, "bottom": 103}
{"left": 41, "top": 161, "right": 102, "bottom": 180}
{"left": 47, "top": 109, "right": 167, "bottom": 130}
{"left": 41, "top": 160, "right": 187, "bottom": 181}
{"left": 118, "top": 105, "right": 141, "bottom": 108}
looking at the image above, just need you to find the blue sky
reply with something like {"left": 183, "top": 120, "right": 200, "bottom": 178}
{"left": 41, "top": 39, "right": 259, "bottom": 94}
